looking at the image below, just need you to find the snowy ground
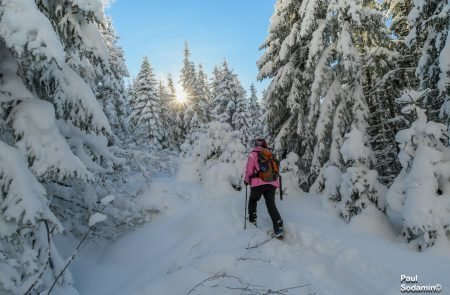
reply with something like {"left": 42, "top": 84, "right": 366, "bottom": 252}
{"left": 70, "top": 173, "right": 450, "bottom": 295}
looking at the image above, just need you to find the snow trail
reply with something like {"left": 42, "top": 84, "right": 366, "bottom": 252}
{"left": 71, "top": 175, "right": 450, "bottom": 295}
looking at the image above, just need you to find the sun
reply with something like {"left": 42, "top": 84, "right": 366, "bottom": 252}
{"left": 175, "top": 85, "right": 188, "bottom": 104}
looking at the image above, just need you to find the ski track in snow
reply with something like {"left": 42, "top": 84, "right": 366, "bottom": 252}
{"left": 71, "top": 175, "right": 450, "bottom": 295}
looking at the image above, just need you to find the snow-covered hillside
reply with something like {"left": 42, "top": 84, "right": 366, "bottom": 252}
{"left": 70, "top": 173, "right": 450, "bottom": 295}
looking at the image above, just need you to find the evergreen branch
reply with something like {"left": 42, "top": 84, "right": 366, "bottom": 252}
{"left": 364, "top": 67, "right": 416, "bottom": 95}
{"left": 51, "top": 195, "right": 90, "bottom": 211}
{"left": 49, "top": 204, "right": 75, "bottom": 216}
{"left": 24, "top": 220, "right": 52, "bottom": 295}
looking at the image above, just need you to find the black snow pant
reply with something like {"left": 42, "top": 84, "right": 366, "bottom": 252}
{"left": 248, "top": 184, "right": 283, "bottom": 232}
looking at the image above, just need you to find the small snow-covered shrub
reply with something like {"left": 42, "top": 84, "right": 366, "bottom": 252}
{"left": 279, "top": 152, "right": 301, "bottom": 195}
{"left": 323, "top": 126, "right": 387, "bottom": 221}
{"left": 92, "top": 147, "right": 178, "bottom": 239}
{"left": 180, "top": 121, "right": 246, "bottom": 193}
{"left": 387, "top": 91, "right": 450, "bottom": 250}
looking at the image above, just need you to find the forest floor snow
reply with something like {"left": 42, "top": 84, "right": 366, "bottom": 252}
{"left": 70, "top": 175, "right": 450, "bottom": 295}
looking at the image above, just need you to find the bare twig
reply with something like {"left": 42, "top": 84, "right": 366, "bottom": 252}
{"left": 246, "top": 234, "right": 274, "bottom": 249}
{"left": 238, "top": 256, "right": 271, "bottom": 263}
{"left": 186, "top": 270, "right": 312, "bottom": 295}
{"left": 186, "top": 270, "right": 229, "bottom": 295}
{"left": 262, "top": 284, "right": 313, "bottom": 294}
{"left": 47, "top": 205, "right": 108, "bottom": 294}
{"left": 47, "top": 225, "right": 94, "bottom": 294}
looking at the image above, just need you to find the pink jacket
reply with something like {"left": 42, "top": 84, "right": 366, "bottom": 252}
{"left": 244, "top": 147, "right": 280, "bottom": 188}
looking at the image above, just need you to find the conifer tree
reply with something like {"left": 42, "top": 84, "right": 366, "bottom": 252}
{"left": 98, "top": 16, "right": 130, "bottom": 143}
{"left": 307, "top": 0, "right": 391, "bottom": 219}
{"left": 129, "top": 57, "right": 165, "bottom": 149}
{"left": 212, "top": 60, "right": 240, "bottom": 126}
{"left": 248, "top": 83, "right": 263, "bottom": 139}
{"left": 257, "top": 0, "right": 303, "bottom": 155}
{"left": 180, "top": 42, "right": 200, "bottom": 135}
{"left": 180, "top": 42, "right": 197, "bottom": 96}
{"left": 260, "top": 0, "right": 391, "bottom": 219}
{"left": 387, "top": 92, "right": 450, "bottom": 250}
{"left": 210, "top": 65, "right": 223, "bottom": 103}
{"left": 405, "top": 0, "right": 450, "bottom": 123}
{"left": 167, "top": 74, "right": 186, "bottom": 146}
{"left": 0, "top": 0, "right": 116, "bottom": 292}
{"left": 385, "top": 0, "right": 450, "bottom": 249}
{"left": 366, "top": 0, "right": 417, "bottom": 185}
{"left": 232, "top": 83, "right": 252, "bottom": 146}
{"left": 196, "top": 64, "right": 212, "bottom": 124}
{"left": 158, "top": 79, "right": 175, "bottom": 146}
{"left": 126, "top": 78, "right": 138, "bottom": 121}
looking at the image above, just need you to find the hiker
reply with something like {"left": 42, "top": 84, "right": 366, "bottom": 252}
{"left": 243, "top": 138, "right": 284, "bottom": 238}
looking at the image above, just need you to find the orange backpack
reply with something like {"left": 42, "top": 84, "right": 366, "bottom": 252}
{"left": 256, "top": 148, "right": 279, "bottom": 182}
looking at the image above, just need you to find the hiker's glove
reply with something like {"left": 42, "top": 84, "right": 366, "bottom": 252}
{"left": 244, "top": 181, "right": 249, "bottom": 186}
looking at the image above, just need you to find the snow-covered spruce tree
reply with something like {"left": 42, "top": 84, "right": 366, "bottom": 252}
{"left": 219, "top": 62, "right": 252, "bottom": 147}
{"left": 184, "top": 65, "right": 213, "bottom": 141}
{"left": 231, "top": 83, "right": 252, "bottom": 146}
{"left": 129, "top": 56, "right": 166, "bottom": 149}
{"left": 180, "top": 42, "right": 200, "bottom": 136}
{"left": 158, "top": 79, "right": 176, "bottom": 147}
{"left": 0, "top": 0, "right": 123, "bottom": 292}
{"left": 248, "top": 83, "right": 264, "bottom": 139}
{"left": 210, "top": 65, "right": 223, "bottom": 105}
{"left": 406, "top": 0, "right": 449, "bottom": 123}
{"left": 295, "top": 0, "right": 392, "bottom": 220}
{"left": 195, "top": 64, "right": 212, "bottom": 125}
{"left": 180, "top": 42, "right": 197, "bottom": 96}
{"left": 366, "top": 0, "right": 419, "bottom": 186}
{"left": 182, "top": 64, "right": 213, "bottom": 147}
{"left": 167, "top": 74, "right": 186, "bottom": 146}
{"left": 259, "top": 88, "right": 270, "bottom": 140}
{"left": 30, "top": 0, "right": 132, "bottom": 236}
{"left": 257, "top": 0, "right": 349, "bottom": 190}
{"left": 98, "top": 16, "right": 130, "bottom": 143}
{"left": 387, "top": 91, "right": 450, "bottom": 250}
{"left": 257, "top": 0, "right": 304, "bottom": 157}
{"left": 211, "top": 60, "right": 245, "bottom": 129}
{"left": 35, "top": 1, "right": 149, "bottom": 243}
{"left": 126, "top": 78, "right": 137, "bottom": 119}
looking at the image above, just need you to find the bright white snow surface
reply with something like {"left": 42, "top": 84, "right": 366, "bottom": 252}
{"left": 71, "top": 174, "right": 450, "bottom": 295}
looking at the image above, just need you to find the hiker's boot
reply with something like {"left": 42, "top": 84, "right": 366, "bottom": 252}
{"left": 249, "top": 213, "right": 257, "bottom": 227}
{"left": 273, "top": 219, "right": 284, "bottom": 239}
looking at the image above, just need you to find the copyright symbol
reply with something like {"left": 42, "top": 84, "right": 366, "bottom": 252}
{"left": 436, "top": 284, "right": 442, "bottom": 292}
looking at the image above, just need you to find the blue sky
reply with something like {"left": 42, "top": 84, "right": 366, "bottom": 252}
{"left": 107, "top": 0, "right": 275, "bottom": 95}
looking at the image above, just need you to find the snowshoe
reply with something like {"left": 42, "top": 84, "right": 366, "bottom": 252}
{"left": 273, "top": 220, "right": 284, "bottom": 240}
{"left": 272, "top": 230, "right": 285, "bottom": 240}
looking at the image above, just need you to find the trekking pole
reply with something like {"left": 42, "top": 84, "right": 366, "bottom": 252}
{"left": 279, "top": 175, "right": 283, "bottom": 201}
{"left": 244, "top": 185, "right": 248, "bottom": 230}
